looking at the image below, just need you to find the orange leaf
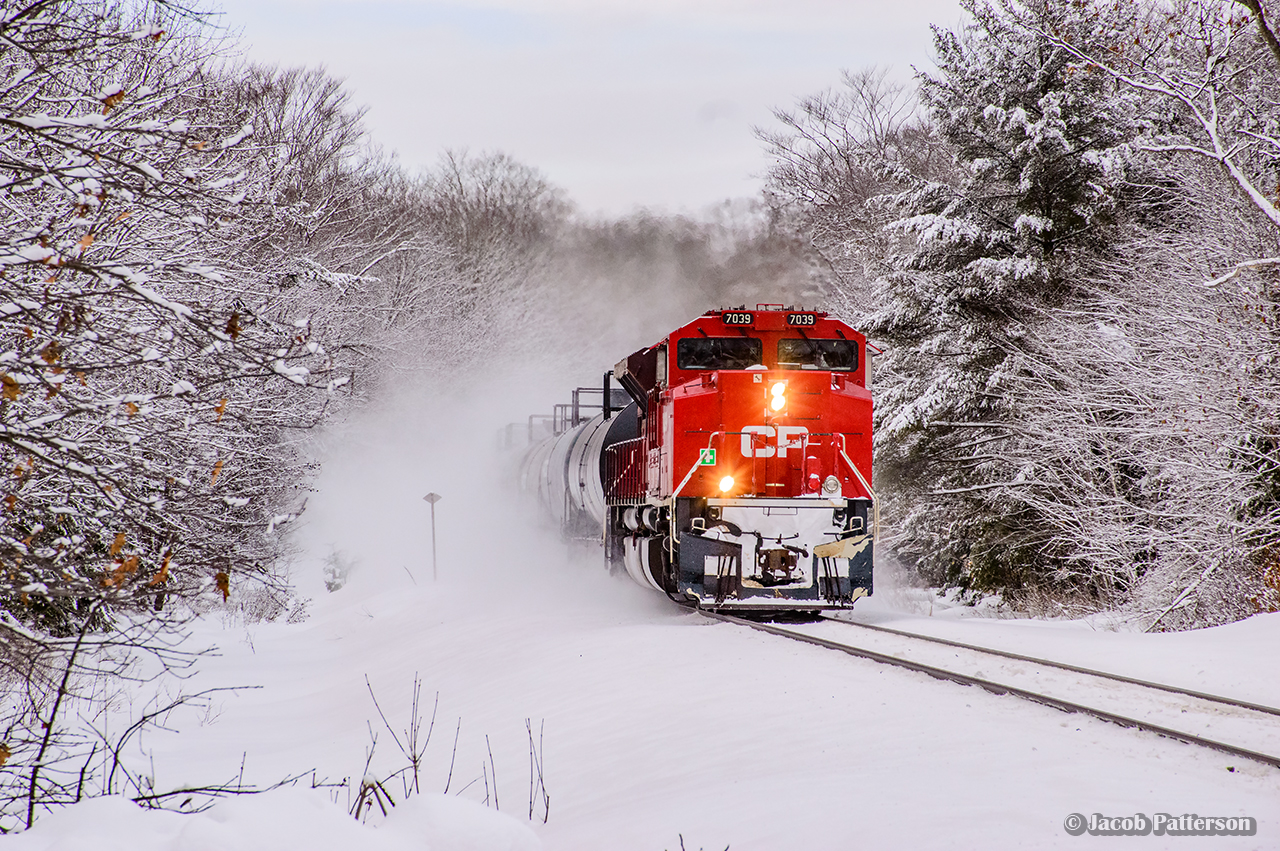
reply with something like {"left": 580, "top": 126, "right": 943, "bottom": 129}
{"left": 4, "top": 495, "right": 15, "bottom": 511}
{"left": 215, "top": 398, "right": 228, "bottom": 420}
{"left": 210, "top": 459, "right": 224, "bottom": 486}
{"left": 109, "top": 532, "right": 126, "bottom": 556}
{"left": 215, "top": 571, "right": 230, "bottom": 601}
{"left": 148, "top": 553, "right": 171, "bottom": 586}
{"left": 120, "top": 555, "right": 138, "bottom": 574}
{"left": 2, "top": 375, "right": 21, "bottom": 401}
{"left": 76, "top": 233, "right": 94, "bottom": 252}
{"left": 40, "top": 341, "right": 60, "bottom": 364}
{"left": 104, "top": 561, "right": 129, "bottom": 588}
{"left": 112, "top": 210, "right": 133, "bottom": 224}
{"left": 125, "top": 402, "right": 139, "bottom": 416}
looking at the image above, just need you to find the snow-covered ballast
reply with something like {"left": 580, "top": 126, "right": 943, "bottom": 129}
{"left": 523, "top": 306, "right": 876, "bottom": 613}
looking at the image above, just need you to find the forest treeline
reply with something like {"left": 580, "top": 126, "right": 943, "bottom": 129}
{"left": 762, "top": 0, "right": 1280, "bottom": 629}
{"left": 0, "top": 0, "right": 818, "bottom": 825}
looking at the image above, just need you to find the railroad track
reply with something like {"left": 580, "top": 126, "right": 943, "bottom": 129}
{"left": 699, "top": 610, "right": 1280, "bottom": 771}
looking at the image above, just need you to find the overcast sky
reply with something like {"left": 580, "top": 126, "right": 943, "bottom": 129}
{"left": 212, "top": 0, "right": 966, "bottom": 216}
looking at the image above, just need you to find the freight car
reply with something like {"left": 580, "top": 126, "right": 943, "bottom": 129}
{"left": 520, "top": 305, "right": 875, "bottom": 612}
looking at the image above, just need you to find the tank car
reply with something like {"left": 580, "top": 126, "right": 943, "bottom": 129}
{"left": 520, "top": 305, "right": 875, "bottom": 612}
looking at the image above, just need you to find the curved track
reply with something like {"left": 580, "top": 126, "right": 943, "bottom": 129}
{"left": 817, "top": 614, "right": 1280, "bottom": 718}
{"left": 699, "top": 610, "right": 1280, "bottom": 771}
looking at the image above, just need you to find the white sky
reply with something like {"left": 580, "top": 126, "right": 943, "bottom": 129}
{"left": 211, "top": 0, "right": 966, "bottom": 216}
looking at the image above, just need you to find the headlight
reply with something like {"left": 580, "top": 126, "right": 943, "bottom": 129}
{"left": 767, "top": 382, "right": 788, "bottom": 412}
{"left": 719, "top": 475, "right": 735, "bottom": 493}
{"left": 822, "top": 475, "right": 840, "bottom": 495}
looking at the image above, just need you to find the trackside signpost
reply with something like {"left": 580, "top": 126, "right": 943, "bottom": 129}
{"left": 423, "top": 492, "right": 442, "bottom": 581}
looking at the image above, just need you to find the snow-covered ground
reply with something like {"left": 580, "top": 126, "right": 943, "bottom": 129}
{"left": 10, "top": 387, "right": 1280, "bottom": 850}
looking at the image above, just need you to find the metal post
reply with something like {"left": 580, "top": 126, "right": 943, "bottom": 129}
{"left": 423, "top": 493, "right": 442, "bottom": 581}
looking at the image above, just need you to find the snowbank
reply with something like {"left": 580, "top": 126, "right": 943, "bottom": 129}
{"left": 8, "top": 788, "right": 540, "bottom": 851}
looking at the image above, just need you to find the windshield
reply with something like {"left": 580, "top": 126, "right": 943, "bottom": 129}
{"left": 777, "top": 338, "right": 859, "bottom": 371}
{"left": 676, "top": 337, "right": 764, "bottom": 370}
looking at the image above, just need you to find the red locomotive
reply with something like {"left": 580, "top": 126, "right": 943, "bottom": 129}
{"left": 522, "top": 305, "right": 875, "bottom": 612}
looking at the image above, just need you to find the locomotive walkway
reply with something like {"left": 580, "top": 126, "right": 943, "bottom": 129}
{"left": 699, "top": 610, "right": 1280, "bottom": 771}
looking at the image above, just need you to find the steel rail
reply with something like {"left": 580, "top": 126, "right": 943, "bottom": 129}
{"left": 699, "top": 610, "right": 1280, "bottom": 771}
{"left": 817, "top": 614, "right": 1280, "bottom": 718}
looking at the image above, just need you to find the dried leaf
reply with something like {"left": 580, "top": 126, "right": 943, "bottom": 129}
{"left": 112, "top": 210, "right": 133, "bottom": 223}
{"left": 0, "top": 743, "right": 10, "bottom": 767}
{"left": 22, "top": 326, "right": 33, "bottom": 339}
{"left": 103, "top": 560, "right": 129, "bottom": 588}
{"left": 3, "top": 495, "right": 15, "bottom": 511}
{"left": 215, "top": 571, "right": 229, "bottom": 601}
{"left": 2, "top": 375, "right": 21, "bottom": 401}
{"left": 125, "top": 402, "right": 139, "bottom": 416}
{"left": 109, "top": 532, "right": 126, "bottom": 556}
{"left": 76, "top": 233, "right": 94, "bottom": 252}
{"left": 76, "top": 371, "right": 87, "bottom": 386}
{"left": 40, "top": 341, "right": 60, "bottom": 364}
{"left": 120, "top": 554, "right": 138, "bottom": 574}
{"left": 214, "top": 398, "right": 228, "bottom": 420}
{"left": 189, "top": 140, "right": 206, "bottom": 150}
{"left": 148, "top": 552, "right": 171, "bottom": 586}
{"left": 210, "top": 459, "right": 224, "bottom": 486}
{"left": 225, "top": 313, "right": 240, "bottom": 340}
{"left": 101, "top": 90, "right": 125, "bottom": 112}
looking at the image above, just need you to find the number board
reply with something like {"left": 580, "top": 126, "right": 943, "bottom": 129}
{"left": 721, "top": 311, "right": 753, "bottom": 325}
{"left": 787, "top": 313, "right": 817, "bottom": 326}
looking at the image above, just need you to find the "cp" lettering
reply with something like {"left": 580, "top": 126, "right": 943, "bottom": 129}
{"left": 740, "top": 425, "right": 808, "bottom": 458}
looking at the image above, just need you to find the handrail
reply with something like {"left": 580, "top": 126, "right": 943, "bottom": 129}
{"left": 673, "top": 432, "right": 721, "bottom": 499}
{"left": 667, "top": 432, "right": 724, "bottom": 584}
{"left": 836, "top": 434, "right": 879, "bottom": 541}
{"left": 603, "top": 437, "right": 645, "bottom": 502}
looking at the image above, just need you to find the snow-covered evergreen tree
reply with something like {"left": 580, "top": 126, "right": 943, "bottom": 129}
{"left": 868, "top": 0, "right": 1142, "bottom": 589}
